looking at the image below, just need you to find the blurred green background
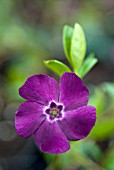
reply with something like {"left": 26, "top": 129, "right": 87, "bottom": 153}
{"left": 0, "top": 0, "right": 114, "bottom": 170}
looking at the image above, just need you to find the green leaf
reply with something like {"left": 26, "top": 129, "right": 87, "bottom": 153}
{"left": 90, "top": 113, "right": 114, "bottom": 140}
{"left": 63, "top": 25, "right": 73, "bottom": 64}
{"left": 88, "top": 87, "right": 106, "bottom": 116}
{"left": 80, "top": 141, "right": 103, "bottom": 162}
{"left": 70, "top": 23, "right": 86, "bottom": 72}
{"left": 59, "top": 141, "right": 104, "bottom": 170}
{"left": 102, "top": 82, "right": 114, "bottom": 99}
{"left": 102, "top": 144, "right": 114, "bottom": 170}
{"left": 44, "top": 60, "right": 71, "bottom": 77}
{"left": 78, "top": 53, "right": 98, "bottom": 78}
{"left": 89, "top": 83, "right": 114, "bottom": 140}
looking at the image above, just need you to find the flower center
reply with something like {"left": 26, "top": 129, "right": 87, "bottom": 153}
{"left": 44, "top": 101, "right": 64, "bottom": 121}
{"left": 49, "top": 108, "right": 59, "bottom": 117}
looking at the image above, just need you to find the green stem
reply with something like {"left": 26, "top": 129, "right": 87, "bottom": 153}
{"left": 53, "top": 155, "right": 60, "bottom": 170}
{"left": 46, "top": 155, "right": 60, "bottom": 170}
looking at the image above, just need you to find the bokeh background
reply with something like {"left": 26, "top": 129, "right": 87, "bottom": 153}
{"left": 0, "top": 0, "right": 114, "bottom": 170}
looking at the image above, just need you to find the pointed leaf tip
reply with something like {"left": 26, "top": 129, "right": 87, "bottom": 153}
{"left": 44, "top": 60, "right": 71, "bottom": 77}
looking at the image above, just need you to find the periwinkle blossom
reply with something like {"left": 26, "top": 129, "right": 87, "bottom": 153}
{"left": 15, "top": 72, "right": 96, "bottom": 154}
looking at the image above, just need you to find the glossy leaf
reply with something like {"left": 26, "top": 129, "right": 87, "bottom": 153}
{"left": 44, "top": 60, "right": 71, "bottom": 77}
{"left": 70, "top": 23, "right": 86, "bottom": 72}
{"left": 63, "top": 25, "right": 73, "bottom": 64}
{"left": 78, "top": 53, "right": 98, "bottom": 78}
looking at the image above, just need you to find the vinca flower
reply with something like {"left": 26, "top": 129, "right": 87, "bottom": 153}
{"left": 15, "top": 72, "right": 96, "bottom": 154}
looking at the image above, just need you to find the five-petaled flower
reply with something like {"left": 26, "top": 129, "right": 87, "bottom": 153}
{"left": 15, "top": 72, "right": 96, "bottom": 154}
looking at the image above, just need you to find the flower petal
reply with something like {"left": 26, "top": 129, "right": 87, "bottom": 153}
{"left": 58, "top": 106, "right": 96, "bottom": 140}
{"left": 19, "top": 75, "right": 59, "bottom": 105}
{"left": 34, "top": 120, "right": 70, "bottom": 154}
{"left": 15, "top": 101, "right": 46, "bottom": 138}
{"left": 59, "top": 72, "right": 89, "bottom": 111}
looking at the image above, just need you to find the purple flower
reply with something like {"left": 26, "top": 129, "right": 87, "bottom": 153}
{"left": 15, "top": 72, "right": 96, "bottom": 154}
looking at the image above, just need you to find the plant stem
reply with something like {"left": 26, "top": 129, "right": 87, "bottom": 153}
{"left": 53, "top": 155, "right": 60, "bottom": 170}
